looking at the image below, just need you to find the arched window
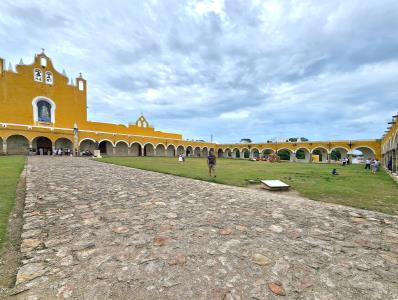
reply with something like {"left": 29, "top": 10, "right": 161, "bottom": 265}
{"left": 34, "top": 68, "right": 42, "bottom": 82}
{"left": 45, "top": 71, "right": 53, "bottom": 84}
{"left": 32, "top": 96, "right": 56, "bottom": 124}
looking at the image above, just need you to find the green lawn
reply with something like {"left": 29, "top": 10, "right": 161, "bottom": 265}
{"left": 0, "top": 156, "right": 25, "bottom": 249}
{"left": 96, "top": 156, "right": 398, "bottom": 215}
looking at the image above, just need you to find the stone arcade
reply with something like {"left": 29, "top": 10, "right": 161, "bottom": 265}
{"left": 1, "top": 51, "right": 397, "bottom": 169}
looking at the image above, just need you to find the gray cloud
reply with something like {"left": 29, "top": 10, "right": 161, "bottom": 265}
{"left": 0, "top": 0, "right": 397, "bottom": 143}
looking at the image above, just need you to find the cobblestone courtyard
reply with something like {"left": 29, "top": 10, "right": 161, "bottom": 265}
{"left": 6, "top": 157, "right": 398, "bottom": 299}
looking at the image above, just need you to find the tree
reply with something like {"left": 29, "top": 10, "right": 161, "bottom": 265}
{"left": 331, "top": 150, "right": 341, "bottom": 160}
{"left": 296, "top": 149, "right": 305, "bottom": 159}
{"left": 240, "top": 138, "right": 252, "bottom": 143}
{"left": 278, "top": 149, "right": 291, "bottom": 160}
{"left": 300, "top": 137, "right": 309, "bottom": 141}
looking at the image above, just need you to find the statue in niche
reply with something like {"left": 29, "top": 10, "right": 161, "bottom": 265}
{"left": 37, "top": 100, "right": 51, "bottom": 122}
{"left": 34, "top": 68, "right": 42, "bottom": 81}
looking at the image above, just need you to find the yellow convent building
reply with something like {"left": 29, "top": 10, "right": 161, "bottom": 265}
{"left": 0, "top": 51, "right": 215, "bottom": 157}
{"left": 1, "top": 51, "right": 394, "bottom": 166}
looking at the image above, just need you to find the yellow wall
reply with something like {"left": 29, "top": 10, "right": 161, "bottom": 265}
{"left": 0, "top": 54, "right": 87, "bottom": 129}
{"left": 0, "top": 52, "right": 182, "bottom": 141}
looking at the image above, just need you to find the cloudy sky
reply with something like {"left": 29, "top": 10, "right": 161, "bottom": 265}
{"left": 1, "top": 0, "right": 397, "bottom": 143}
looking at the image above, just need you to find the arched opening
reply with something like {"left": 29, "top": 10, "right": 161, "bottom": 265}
{"left": 277, "top": 149, "right": 292, "bottom": 161}
{"left": 6, "top": 135, "right": 29, "bottom": 155}
{"left": 201, "top": 147, "right": 208, "bottom": 157}
{"left": 242, "top": 148, "right": 250, "bottom": 159}
{"left": 250, "top": 148, "right": 260, "bottom": 159}
{"left": 55, "top": 138, "right": 73, "bottom": 155}
{"left": 0, "top": 137, "right": 3, "bottom": 154}
{"left": 352, "top": 147, "right": 375, "bottom": 163}
{"left": 155, "top": 144, "right": 166, "bottom": 156}
{"left": 115, "top": 141, "right": 128, "bottom": 156}
{"left": 330, "top": 147, "right": 348, "bottom": 163}
{"left": 166, "top": 145, "right": 176, "bottom": 157}
{"left": 224, "top": 148, "right": 232, "bottom": 158}
{"left": 32, "top": 136, "right": 53, "bottom": 155}
{"left": 144, "top": 143, "right": 155, "bottom": 156}
{"left": 186, "top": 146, "right": 193, "bottom": 157}
{"left": 232, "top": 148, "right": 240, "bottom": 158}
{"left": 99, "top": 140, "right": 113, "bottom": 155}
{"left": 177, "top": 145, "right": 185, "bottom": 156}
{"left": 262, "top": 149, "right": 274, "bottom": 160}
{"left": 295, "top": 148, "right": 310, "bottom": 162}
{"left": 311, "top": 147, "right": 329, "bottom": 163}
{"left": 130, "top": 142, "right": 142, "bottom": 156}
{"left": 217, "top": 148, "right": 224, "bottom": 158}
{"left": 194, "top": 147, "right": 201, "bottom": 157}
{"left": 79, "top": 139, "right": 96, "bottom": 155}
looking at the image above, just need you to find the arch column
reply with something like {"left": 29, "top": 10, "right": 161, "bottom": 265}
{"left": 291, "top": 151, "right": 296, "bottom": 162}
{"left": 113, "top": 146, "right": 116, "bottom": 155}
{"left": 127, "top": 147, "right": 131, "bottom": 155}
{"left": 3, "top": 139, "right": 7, "bottom": 154}
{"left": 240, "top": 150, "right": 245, "bottom": 159}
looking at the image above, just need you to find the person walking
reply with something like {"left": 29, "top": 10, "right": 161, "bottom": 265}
{"left": 207, "top": 150, "right": 217, "bottom": 177}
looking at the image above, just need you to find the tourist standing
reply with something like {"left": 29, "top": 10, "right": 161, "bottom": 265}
{"left": 207, "top": 150, "right": 216, "bottom": 177}
{"left": 372, "top": 159, "right": 380, "bottom": 173}
{"left": 372, "top": 159, "right": 377, "bottom": 174}
{"left": 388, "top": 158, "right": 393, "bottom": 171}
{"left": 364, "top": 159, "right": 371, "bottom": 170}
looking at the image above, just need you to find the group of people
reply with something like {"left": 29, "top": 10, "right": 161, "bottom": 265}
{"left": 341, "top": 157, "right": 351, "bottom": 166}
{"left": 54, "top": 148, "right": 72, "bottom": 156}
{"left": 334, "top": 157, "right": 380, "bottom": 175}
{"left": 364, "top": 158, "right": 380, "bottom": 173}
{"left": 35, "top": 148, "right": 72, "bottom": 156}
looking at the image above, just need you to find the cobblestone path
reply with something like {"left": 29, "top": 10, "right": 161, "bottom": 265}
{"left": 8, "top": 157, "right": 398, "bottom": 299}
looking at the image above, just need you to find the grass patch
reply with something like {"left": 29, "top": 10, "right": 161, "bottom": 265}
{"left": 0, "top": 156, "right": 25, "bottom": 249}
{"left": 95, "top": 156, "right": 398, "bottom": 214}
